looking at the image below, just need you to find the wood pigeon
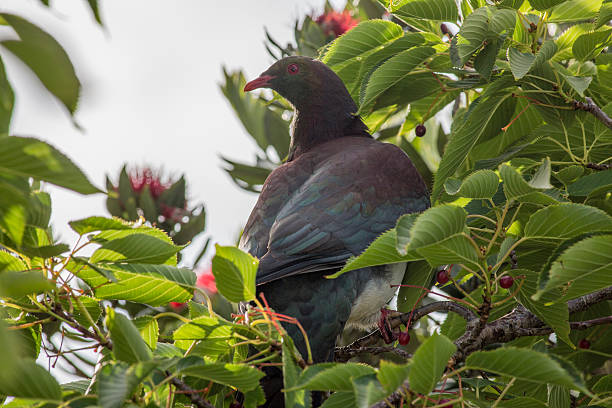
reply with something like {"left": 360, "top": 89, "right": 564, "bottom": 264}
{"left": 241, "top": 56, "right": 429, "bottom": 364}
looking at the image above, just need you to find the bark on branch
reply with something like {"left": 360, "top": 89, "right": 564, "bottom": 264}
{"left": 364, "top": 286, "right": 612, "bottom": 407}
{"left": 169, "top": 375, "right": 215, "bottom": 408}
{"left": 573, "top": 97, "right": 612, "bottom": 131}
{"left": 336, "top": 286, "right": 612, "bottom": 367}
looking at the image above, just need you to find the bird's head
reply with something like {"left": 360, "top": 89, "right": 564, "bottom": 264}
{"left": 244, "top": 56, "right": 356, "bottom": 112}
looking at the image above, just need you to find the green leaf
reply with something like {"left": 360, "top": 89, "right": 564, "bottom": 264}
{"left": 453, "top": 7, "right": 514, "bottom": 65}
{"left": 61, "top": 295, "right": 102, "bottom": 328}
{"left": 432, "top": 94, "right": 513, "bottom": 201}
{"left": 0, "top": 204, "right": 26, "bottom": 246}
{"left": 508, "top": 47, "right": 536, "bottom": 80}
{"left": 592, "top": 374, "right": 612, "bottom": 394}
{"left": 0, "top": 359, "right": 61, "bottom": 401}
{"left": 283, "top": 341, "right": 310, "bottom": 408}
{"left": 221, "top": 157, "right": 272, "bottom": 192}
{"left": 409, "top": 205, "right": 467, "bottom": 249}
{"left": 294, "top": 363, "right": 375, "bottom": 391}
{"left": 0, "top": 250, "right": 26, "bottom": 272}
{"left": 211, "top": 245, "right": 258, "bottom": 302}
{"left": 178, "top": 359, "right": 264, "bottom": 391}
{"left": 500, "top": 164, "right": 558, "bottom": 205}
{"left": 387, "top": 0, "right": 459, "bottom": 21}
{"left": 133, "top": 316, "right": 159, "bottom": 350}
{"left": 548, "top": 384, "right": 571, "bottom": 408}
{"left": 406, "top": 205, "right": 480, "bottom": 269}
{"left": 548, "top": 0, "right": 603, "bottom": 22}
{"left": 377, "top": 360, "right": 411, "bottom": 394}
{"left": 322, "top": 20, "right": 404, "bottom": 68}
{"left": 106, "top": 307, "right": 152, "bottom": 363}
{"left": 530, "top": 0, "right": 568, "bottom": 10}
{"left": 97, "top": 362, "right": 157, "bottom": 408}
{"left": 85, "top": 0, "right": 103, "bottom": 25}
{"left": 524, "top": 203, "right": 612, "bottom": 239}
{"left": 220, "top": 69, "right": 289, "bottom": 159}
{"left": 173, "top": 316, "right": 233, "bottom": 356}
{"left": 474, "top": 39, "right": 500, "bottom": 80}
{"left": 0, "top": 14, "right": 80, "bottom": 115}
{"left": 330, "top": 229, "right": 421, "bottom": 277}
{"left": 397, "top": 260, "right": 434, "bottom": 312}
{"left": 595, "top": 2, "right": 612, "bottom": 28}
{"left": 554, "top": 24, "right": 592, "bottom": 61}
{"left": 358, "top": 46, "right": 436, "bottom": 113}
{"left": 537, "top": 235, "right": 612, "bottom": 300}
{"left": 0, "top": 56, "right": 14, "bottom": 134}
{"left": 465, "top": 348, "right": 586, "bottom": 391}
{"left": 69, "top": 216, "right": 132, "bottom": 235}
{"left": 90, "top": 233, "right": 182, "bottom": 265}
{"left": 572, "top": 28, "right": 612, "bottom": 61}
{"left": 561, "top": 74, "right": 592, "bottom": 97}
{"left": 567, "top": 169, "right": 612, "bottom": 196}
{"left": 444, "top": 170, "right": 499, "bottom": 199}
{"left": 0, "top": 270, "right": 53, "bottom": 297}
{"left": 320, "top": 392, "right": 355, "bottom": 408}
{"left": 172, "top": 206, "right": 206, "bottom": 245}
{"left": 409, "top": 334, "right": 456, "bottom": 394}
{"left": 510, "top": 269, "right": 571, "bottom": 346}
{"left": 78, "top": 263, "right": 195, "bottom": 306}
{"left": 352, "top": 374, "right": 388, "bottom": 408}
{"left": 395, "top": 213, "right": 418, "bottom": 255}
{"left": 0, "top": 136, "right": 100, "bottom": 194}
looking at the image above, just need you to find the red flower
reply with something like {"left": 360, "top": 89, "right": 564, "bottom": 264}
{"left": 129, "top": 167, "right": 170, "bottom": 199}
{"left": 196, "top": 266, "right": 217, "bottom": 295}
{"left": 315, "top": 10, "right": 359, "bottom": 37}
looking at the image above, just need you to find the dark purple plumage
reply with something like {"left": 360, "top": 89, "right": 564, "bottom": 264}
{"left": 241, "top": 57, "right": 429, "bottom": 368}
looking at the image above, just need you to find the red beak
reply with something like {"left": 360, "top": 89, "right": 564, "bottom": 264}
{"left": 244, "top": 75, "right": 275, "bottom": 92}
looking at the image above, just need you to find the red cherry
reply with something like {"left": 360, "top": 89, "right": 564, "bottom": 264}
{"left": 438, "top": 399, "right": 453, "bottom": 408}
{"left": 578, "top": 338, "right": 590, "bottom": 349}
{"left": 440, "top": 24, "right": 450, "bottom": 35}
{"left": 415, "top": 124, "right": 427, "bottom": 137}
{"left": 499, "top": 275, "right": 514, "bottom": 289}
{"left": 436, "top": 269, "right": 450, "bottom": 284}
{"left": 398, "top": 331, "right": 410, "bottom": 345}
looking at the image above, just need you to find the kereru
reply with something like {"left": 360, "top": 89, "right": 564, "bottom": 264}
{"left": 241, "top": 56, "right": 429, "bottom": 364}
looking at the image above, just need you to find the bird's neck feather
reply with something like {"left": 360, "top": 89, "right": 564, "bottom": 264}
{"left": 288, "top": 99, "right": 370, "bottom": 161}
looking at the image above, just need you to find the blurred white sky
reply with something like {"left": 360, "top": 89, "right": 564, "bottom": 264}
{"left": 0, "top": 0, "right": 342, "bottom": 267}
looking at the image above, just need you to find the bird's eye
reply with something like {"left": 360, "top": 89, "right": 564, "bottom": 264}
{"left": 287, "top": 63, "right": 299, "bottom": 75}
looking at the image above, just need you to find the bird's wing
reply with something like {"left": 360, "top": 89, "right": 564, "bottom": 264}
{"left": 255, "top": 142, "right": 429, "bottom": 286}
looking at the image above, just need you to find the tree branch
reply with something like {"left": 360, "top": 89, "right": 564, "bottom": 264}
{"left": 335, "top": 345, "right": 411, "bottom": 362}
{"left": 169, "top": 375, "right": 215, "bottom": 408}
{"left": 336, "top": 286, "right": 612, "bottom": 369}
{"left": 573, "top": 97, "right": 612, "bottom": 131}
{"left": 336, "top": 301, "right": 477, "bottom": 354}
{"left": 451, "top": 285, "right": 612, "bottom": 364}
{"left": 364, "top": 286, "right": 612, "bottom": 407}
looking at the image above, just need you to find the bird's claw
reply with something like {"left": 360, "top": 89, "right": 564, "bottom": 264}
{"left": 377, "top": 308, "right": 397, "bottom": 344}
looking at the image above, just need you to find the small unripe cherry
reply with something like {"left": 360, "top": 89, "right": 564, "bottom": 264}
{"left": 415, "top": 124, "right": 427, "bottom": 137}
{"left": 398, "top": 331, "right": 410, "bottom": 345}
{"left": 436, "top": 269, "right": 450, "bottom": 284}
{"left": 499, "top": 275, "right": 514, "bottom": 289}
{"left": 578, "top": 338, "right": 590, "bottom": 349}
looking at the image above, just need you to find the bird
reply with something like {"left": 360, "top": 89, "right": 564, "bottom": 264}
{"left": 240, "top": 55, "right": 429, "bottom": 367}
